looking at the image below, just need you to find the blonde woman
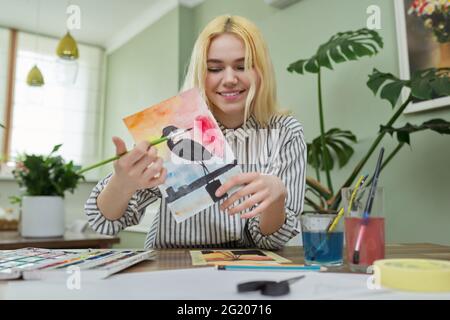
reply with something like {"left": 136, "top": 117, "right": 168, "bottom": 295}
{"left": 85, "top": 15, "right": 307, "bottom": 249}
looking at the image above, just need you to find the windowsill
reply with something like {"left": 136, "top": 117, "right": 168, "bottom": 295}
{"left": 0, "top": 163, "right": 103, "bottom": 184}
{"left": 0, "top": 173, "right": 100, "bottom": 184}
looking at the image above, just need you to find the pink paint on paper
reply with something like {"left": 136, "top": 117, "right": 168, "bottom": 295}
{"left": 195, "top": 115, "right": 224, "bottom": 157}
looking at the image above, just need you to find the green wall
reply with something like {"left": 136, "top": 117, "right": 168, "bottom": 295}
{"left": 179, "top": 5, "right": 196, "bottom": 87}
{"left": 102, "top": 7, "right": 180, "bottom": 177}
{"left": 103, "top": 7, "right": 182, "bottom": 247}
{"left": 113, "top": 231, "right": 149, "bottom": 249}
{"left": 104, "top": 0, "right": 450, "bottom": 248}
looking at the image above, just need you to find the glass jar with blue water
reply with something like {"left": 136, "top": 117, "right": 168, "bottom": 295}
{"left": 300, "top": 213, "right": 344, "bottom": 266}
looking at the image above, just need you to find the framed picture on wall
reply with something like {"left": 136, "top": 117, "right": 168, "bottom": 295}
{"left": 394, "top": 0, "right": 450, "bottom": 113}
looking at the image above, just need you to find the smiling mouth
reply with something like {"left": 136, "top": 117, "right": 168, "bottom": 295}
{"left": 217, "top": 89, "right": 246, "bottom": 97}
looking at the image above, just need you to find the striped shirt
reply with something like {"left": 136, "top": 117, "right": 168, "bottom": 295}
{"left": 85, "top": 114, "right": 307, "bottom": 249}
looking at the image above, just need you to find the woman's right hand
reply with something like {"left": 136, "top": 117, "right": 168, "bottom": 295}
{"left": 111, "top": 136, "right": 167, "bottom": 193}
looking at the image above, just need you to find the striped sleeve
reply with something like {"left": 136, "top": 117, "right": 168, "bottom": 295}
{"left": 247, "top": 122, "right": 307, "bottom": 249}
{"left": 84, "top": 173, "right": 161, "bottom": 236}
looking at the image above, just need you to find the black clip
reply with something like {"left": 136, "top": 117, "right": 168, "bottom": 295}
{"left": 237, "top": 275, "right": 305, "bottom": 297}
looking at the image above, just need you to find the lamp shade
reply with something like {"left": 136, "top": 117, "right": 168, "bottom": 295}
{"left": 56, "top": 32, "right": 79, "bottom": 60}
{"left": 55, "top": 59, "right": 78, "bottom": 85}
{"left": 26, "top": 65, "right": 45, "bottom": 86}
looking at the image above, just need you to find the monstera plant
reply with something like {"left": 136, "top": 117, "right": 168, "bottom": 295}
{"left": 288, "top": 28, "right": 383, "bottom": 195}
{"left": 287, "top": 28, "right": 450, "bottom": 213}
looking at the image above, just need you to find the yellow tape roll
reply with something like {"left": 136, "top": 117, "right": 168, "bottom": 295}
{"left": 374, "top": 259, "right": 450, "bottom": 292}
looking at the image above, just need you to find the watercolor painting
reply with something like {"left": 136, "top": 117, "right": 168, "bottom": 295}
{"left": 190, "top": 249, "right": 292, "bottom": 266}
{"left": 123, "top": 88, "right": 241, "bottom": 223}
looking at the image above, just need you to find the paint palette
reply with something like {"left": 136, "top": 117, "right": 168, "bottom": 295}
{"left": 0, "top": 247, "right": 156, "bottom": 280}
{"left": 0, "top": 247, "right": 75, "bottom": 280}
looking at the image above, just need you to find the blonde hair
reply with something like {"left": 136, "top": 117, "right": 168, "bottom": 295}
{"left": 181, "top": 15, "right": 283, "bottom": 127}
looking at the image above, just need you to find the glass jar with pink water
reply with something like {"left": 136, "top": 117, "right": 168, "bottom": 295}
{"left": 341, "top": 187, "right": 385, "bottom": 273}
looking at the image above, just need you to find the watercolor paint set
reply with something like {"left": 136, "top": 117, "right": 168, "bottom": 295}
{"left": 0, "top": 247, "right": 155, "bottom": 280}
{"left": 0, "top": 247, "right": 76, "bottom": 280}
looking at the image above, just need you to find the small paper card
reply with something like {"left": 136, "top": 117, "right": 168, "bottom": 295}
{"left": 190, "top": 249, "right": 292, "bottom": 266}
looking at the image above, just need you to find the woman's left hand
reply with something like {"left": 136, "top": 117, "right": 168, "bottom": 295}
{"left": 215, "top": 172, "right": 287, "bottom": 219}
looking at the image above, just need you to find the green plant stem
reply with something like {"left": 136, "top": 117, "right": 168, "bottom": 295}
{"left": 330, "top": 95, "right": 413, "bottom": 209}
{"left": 313, "top": 148, "right": 321, "bottom": 182}
{"left": 305, "top": 176, "right": 333, "bottom": 200}
{"left": 305, "top": 196, "right": 324, "bottom": 212}
{"left": 381, "top": 142, "right": 405, "bottom": 171}
{"left": 366, "top": 142, "right": 405, "bottom": 186}
{"left": 317, "top": 69, "right": 333, "bottom": 194}
{"left": 306, "top": 187, "right": 326, "bottom": 208}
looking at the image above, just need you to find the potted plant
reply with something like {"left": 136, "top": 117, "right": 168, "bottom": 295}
{"left": 11, "top": 144, "right": 85, "bottom": 237}
{"left": 287, "top": 28, "right": 450, "bottom": 214}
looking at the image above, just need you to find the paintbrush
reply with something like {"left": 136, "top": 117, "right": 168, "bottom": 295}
{"left": 352, "top": 147, "right": 385, "bottom": 265}
{"left": 77, "top": 128, "right": 192, "bottom": 174}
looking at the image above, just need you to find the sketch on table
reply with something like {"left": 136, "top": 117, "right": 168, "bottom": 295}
{"left": 190, "top": 249, "right": 292, "bottom": 266}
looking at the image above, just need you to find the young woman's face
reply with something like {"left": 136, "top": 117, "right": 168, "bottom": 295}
{"left": 205, "top": 33, "right": 259, "bottom": 127}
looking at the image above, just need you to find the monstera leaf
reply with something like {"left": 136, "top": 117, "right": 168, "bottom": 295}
{"left": 307, "top": 128, "right": 357, "bottom": 170}
{"left": 287, "top": 28, "right": 383, "bottom": 74}
{"left": 367, "top": 68, "right": 450, "bottom": 108}
{"left": 380, "top": 119, "right": 450, "bottom": 145}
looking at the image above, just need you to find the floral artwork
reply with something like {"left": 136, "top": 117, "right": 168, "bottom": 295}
{"left": 395, "top": 0, "right": 450, "bottom": 112}
{"left": 123, "top": 88, "right": 241, "bottom": 223}
{"left": 408, "top": 0, "right": 449, "bottom": 43}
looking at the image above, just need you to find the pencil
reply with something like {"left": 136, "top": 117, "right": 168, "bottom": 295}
{"left": 216, "top": 265, "right": 327, "bottom": 272}
{"left": 347, "top": 174, "right": 369, "bottom": 215}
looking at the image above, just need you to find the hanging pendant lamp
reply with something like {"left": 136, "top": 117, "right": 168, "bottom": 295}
{"left": 27, "top": 0, "right": 45, "bottom": 87}
{"left": 56, "top": 31, "right": 79, "bottom": 60}
{"left": 26, "top": 65, "right": 45, "bottom": 86}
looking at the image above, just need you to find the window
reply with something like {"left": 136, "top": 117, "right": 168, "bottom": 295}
{"left": 0, "top": 28, "right": 9, "bottom": 153}
{"left": 7, "top": 31, "right": 104, "bottom": 171}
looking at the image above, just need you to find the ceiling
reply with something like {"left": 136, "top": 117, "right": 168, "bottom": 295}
{"left": 0, "top": 0, "right": 200, "bottom": 51}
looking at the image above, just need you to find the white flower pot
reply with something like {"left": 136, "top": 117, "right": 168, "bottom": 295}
{"left": 21, "top": 196, "right": 65, "bottom": 238}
